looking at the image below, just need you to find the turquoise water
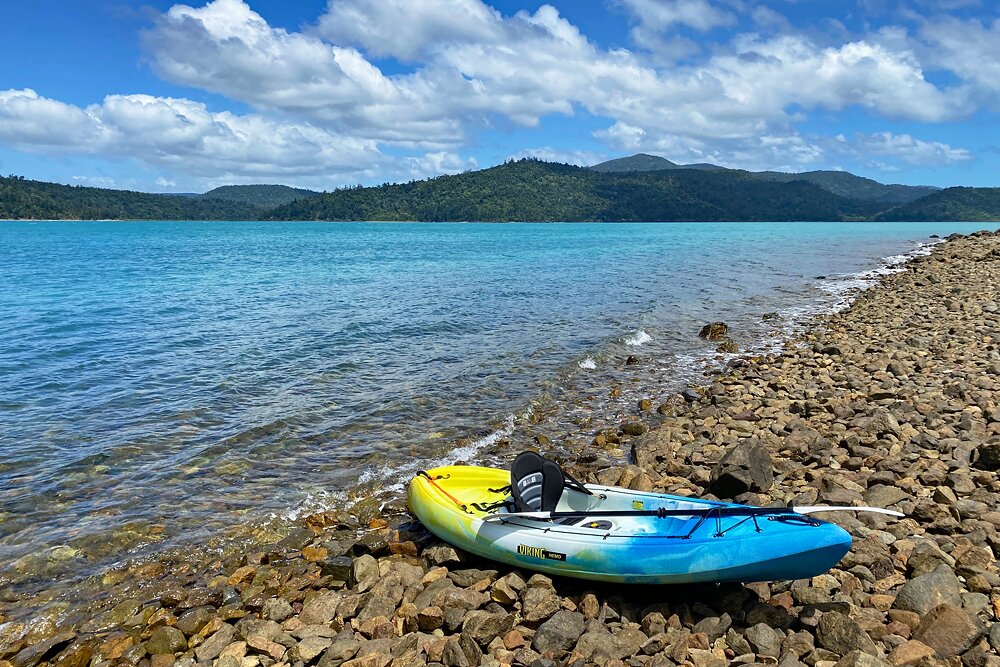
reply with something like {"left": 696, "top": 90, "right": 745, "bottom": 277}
{"left": 0, "top": 220, "right": 991, "bottom": 595}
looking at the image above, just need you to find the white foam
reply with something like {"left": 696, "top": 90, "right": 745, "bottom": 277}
{"left": 578, "top": 357, "right": 597, "bottom": 370}
{"left": 624, "top": 330, "right": 652, "bottom": 347}
{"left": 281, "top": 410, "right": 526, "bottom": 521}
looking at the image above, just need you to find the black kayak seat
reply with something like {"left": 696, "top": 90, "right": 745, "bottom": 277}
{"left": 510, "top": 451, "right": 593, "bottom": 513}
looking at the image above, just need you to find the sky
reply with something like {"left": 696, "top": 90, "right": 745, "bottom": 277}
{"left": 0, "top": 0, "right": 998, "bottom": 193}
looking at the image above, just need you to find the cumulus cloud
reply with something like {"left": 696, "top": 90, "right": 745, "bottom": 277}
{"left": 848, "top": 132, "right": 972, "bottom": 165}
{"left": 0, "top": 0, "right": 990, "bottom": 185}
{"left": 0, "top": 88, "right": 383, "bottom": 182}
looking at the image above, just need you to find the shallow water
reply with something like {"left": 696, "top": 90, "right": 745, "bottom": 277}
{"left": 0, "top": 220, "right": 990, "bottom": 598}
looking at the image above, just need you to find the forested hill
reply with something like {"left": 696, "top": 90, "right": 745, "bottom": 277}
{"left": 0, "top": 176, "right": 261, "bottom": 220}
{"left": 2, "top": 160, "right": 999, "bottom": 222}
{"left": 200, "top": 184, "right": 319, "bottom": 208}
{"left": 266, "top": 160, "right": 880, "bottom": 222}
{"left": 874, "top": 187, "right": 1000, "bottom": 221}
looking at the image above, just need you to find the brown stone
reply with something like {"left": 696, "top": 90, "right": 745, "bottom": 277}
{"left": 912, "top": 604, "right": 984, "bottom": 657}
{"left": 887, "top": 640, "right": 935, "bottom": 666}
{"left": 302, "top": 546, "right": 328, "bottom": 562}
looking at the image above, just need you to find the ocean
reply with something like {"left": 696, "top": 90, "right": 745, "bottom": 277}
{"left": 0, "top": 220, "right": 991, "bottom": 601}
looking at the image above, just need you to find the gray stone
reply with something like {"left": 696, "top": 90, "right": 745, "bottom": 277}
{"left": 746, "top": 622, "right": 782, "bottom": 658}
{"left": 709, "top": 440, "right": 774, "bottom": 497}
{"left": 301, "top": 591, "right": 343, "bottom": 625}
{"left": 263, "top": 597, "right": 294, "bottom": 622}
{"left": 350, "top": 554, "right": 380, "bottom": 590}
{"left": 531, "top": 610, "right": 585, "bottom": 655}
{"left": 892, "top": 564, "right": 962, "bottom": 616}
{"left": 295, "top": 636, "right": 333, "bottom": 662}
{"left": 195, "top": 624, "right": 236, "bottom": 662}
{"left": 461, "top": 610, "right": 514, "bottom": 646}
{"left": 318, "top": 637, "right": 362, "bottom": 667}
{"left": 693, "top": 614, "right": 731, "bottom": 642}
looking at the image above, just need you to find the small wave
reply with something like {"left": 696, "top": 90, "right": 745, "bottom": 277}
{"left": 281, "top": 410, "right": 525, "bottom": 521}
{"left": 624, "top": 330, "right": 652, "bottom": 347}
{"left": 578, "top": 357, "right": 597, "bottom": 370}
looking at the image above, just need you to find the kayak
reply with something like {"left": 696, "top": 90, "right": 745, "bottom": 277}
{"left": 408, "top": 462, "right": 855, "bottom": 584}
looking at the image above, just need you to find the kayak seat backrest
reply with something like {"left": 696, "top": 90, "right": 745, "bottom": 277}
{"left": 511, "top": 451, "right": 565, "bottom": 512}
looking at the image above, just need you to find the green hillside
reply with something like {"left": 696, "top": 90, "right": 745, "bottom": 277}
{"left": 266, "top": 159, "right": 879, "bottom": 222}
{"left": 590, "top": 153, "right": 680, "bottom": 172}
{"left": 755, "top": 170, "right": 937, "bottom": 204}
{"left": 201, "top": 184, "right": 320, "bottom": 208}
{"left": 874, "top": 187, "right": 1000, "bottom": 221}
{"left": 0, "top": 176, "right": 260, "bottom": 220}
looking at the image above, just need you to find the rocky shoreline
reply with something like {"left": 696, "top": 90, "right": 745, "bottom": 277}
{"left": 4, "top": 230, "right": 1000, "bottom": 667}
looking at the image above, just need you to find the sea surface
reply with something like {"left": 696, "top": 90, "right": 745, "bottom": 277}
{"left": 0, "top": 220, "right": 991, "bottom": 603}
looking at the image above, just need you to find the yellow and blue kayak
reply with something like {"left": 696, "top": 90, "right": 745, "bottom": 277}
{"left": 408, "top": 465, "right": 854, "bottom": 584}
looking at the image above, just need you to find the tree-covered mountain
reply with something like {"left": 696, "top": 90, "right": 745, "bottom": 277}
{"left": 753, "top": 170, "right": 938, "bottom": 204}
{"left": 1, "top": 158, "right": 997, "bottom": 222}
{"left": 873, "top": 187, "right": 1000, "bottom": 221}
{"left": 200, "top": 184, "right": 320, "bottom": 208}
{"left": 266, "top": 160, "right": 881, "bottom": 222}
{"left": 590, "top": 153, "right": 727, "bottom": 173}
{"left": 0, "top": 176, "right": 261, "bottom": 220}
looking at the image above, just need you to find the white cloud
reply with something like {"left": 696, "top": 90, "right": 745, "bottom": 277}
{"left": 618, "top": 0, "right": 736, "bottom": 33}
{"left": 0, "top": 88, "right": 382, "bottom": 184}
{"left": 316, "top": 0, "right": 502, "bottom": 61}
{"left": 507, "top": 147, "right": 609, "bottom": 166}
{"left": 848, "top": 132, "right": 972, "bottom": 165}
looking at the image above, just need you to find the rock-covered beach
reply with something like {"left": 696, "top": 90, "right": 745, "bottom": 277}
{"left": 4, "top": 229, "right": 1000, "bottom": 667}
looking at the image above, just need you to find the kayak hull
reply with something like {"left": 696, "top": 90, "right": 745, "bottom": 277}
{"left": 408, "top": 465, "right": 853, "bottom": 584}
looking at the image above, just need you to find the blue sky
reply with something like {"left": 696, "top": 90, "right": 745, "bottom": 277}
{"left": 0, "top": 0, "right": 998, "bottom": 192}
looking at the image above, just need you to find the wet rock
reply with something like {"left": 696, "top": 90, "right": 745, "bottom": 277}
{"left": 709, "top": 440, "right": 774, "bottom": 497}
{"left": 912, "top": 603, "right": 984, "bottom": 657}
{"left": 699, "top": 322, "right": 729, "bottom": 340}
{"left": 146, "top": 626, "right": 186, "bottom": 655}
{"left": 176, "top": 606, "right": 215, "bottom": 635}
{"left": 892, "top": 564, "right": 962, "bottom": 615}
{"left": 12, "top": 632, "right": 75, "bottom": 667}
{"left": 531, "top": 610, "right": 584, "bottom": 655}
{"left": 322, "top": 555, "right": 354, "bottom": 581}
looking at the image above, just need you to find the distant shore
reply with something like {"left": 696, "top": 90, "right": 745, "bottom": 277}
{"left": 3, "top": 230, "right": 1000, "bottom": 666}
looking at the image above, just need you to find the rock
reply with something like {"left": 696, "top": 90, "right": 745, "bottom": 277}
{"left": 912, "top": 603, "right": 984, "bottom": 657}
{"left": 816, "top": 612, "right": 878, "bottom": 657}
{"left": 417, "top": 606, "right": 444, "bottom": 631}
{"left": 709, "top": 440, "right": 774, "bottom": 497}
{"left": 462, "top": 610, "right": 514, "bottom": 645}
{"left": 262, "top": 597, "right": 294, "bottom": 622}
{"left": 692, "top": 614, "right": 731, "bottom": 642}
{"left": 322, "top": 555, "right": 354, "bottom": 581}
{"left": 863, "top": 485, "right": 909, "bottom": 508}
{"left": 176, "top": 606, "right": 215, "bottom": 635}
{"left": 195, "top": 624, "right": 236, "bottom": 662}
{"left": 974, "top": 443, "right": 1000, "bottom": 471}
{"left": 301, "top": 591, "right": 343, "bottom": 624}
{"left": 522, "top": 587, "right": 562, "bottom": 624}
{"left": 892, "top": 564, "right": 962, "bottom": 615}
{"left": 423, "top": 545, "right": 463, "bottom": 567}
{"left": 887, "top": 640, "right": 935, "bottom": 666}
{"left": 296, "top": 636, "right": 333, "bottom": 663}
{"left": 746, "top": 623, "right": 782, "bottom": 658}
{"left": 12, "top": 633, "right": 75, "bottom": 667}
{"left": 689, "top": 648, "right": 727, "bottom": 667}
{"left": 146, "top": 626, "right": 186, "bottom": 655}
{"left": 351, "top": 554, "right": 380, "bottom": 589}
{"left": 531, "top": 611, "right": 585, "bottom": 655}
{"left": 832, "top": 650, "right": 892, "bottom": 667}
{"left": 699, "top": 322, "right": 729, "bottom": 340}
{"left": 319, "top": 637, "right": 362, "bottom": 667}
